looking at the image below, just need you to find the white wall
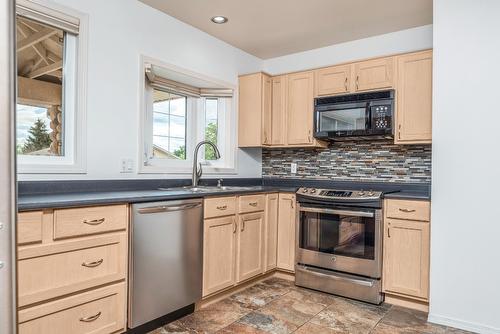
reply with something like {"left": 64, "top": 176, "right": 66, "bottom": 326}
{"left": 262, "top": 25, "right": 433, "bottom": 75}
{"left": 20, "top": 0, "right": 263, "bottom": 180}
{"left": 429, "top": 1, "right": 500, "bottom": 333}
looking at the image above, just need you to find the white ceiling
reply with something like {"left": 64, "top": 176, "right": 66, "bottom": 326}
{"left": 139, "top": 0, "right": 433, "bottom": 59}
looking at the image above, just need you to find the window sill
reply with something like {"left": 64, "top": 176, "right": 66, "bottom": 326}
{"left": 138, "top": 164, "right": 237, "bottom": 175}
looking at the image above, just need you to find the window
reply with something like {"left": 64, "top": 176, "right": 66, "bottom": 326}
{"left": 15, "top": 1, "right": 87, "bottom": 174}
{"left": 152, "top": 90, "right": 187, "bottom": 160}
{"left": 140, "top": 58, "right": 236, "bottom": 173}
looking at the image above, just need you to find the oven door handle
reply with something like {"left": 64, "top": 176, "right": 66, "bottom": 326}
{"left": 299, "top": 206, "right": 374, "bottom": 218}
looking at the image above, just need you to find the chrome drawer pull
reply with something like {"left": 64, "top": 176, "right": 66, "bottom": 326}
{"left": 398, "top": 208, "right": 416, "bottom": 213}
{"left": 248, "top": 202, "right": 258, "bottom": 207}
{"left": 79, "top": 311, "right": 101, "bottom": 322}
{"left": 216, "top": 205, "right": 227, "bottom": 210}
{"left": 83, "top": 218, "right": 105, "bottom": 225}
{"left": 82, "top": 259, "right": 103, "bottom": 268}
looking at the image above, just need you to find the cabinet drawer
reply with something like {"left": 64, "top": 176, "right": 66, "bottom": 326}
{"left": 53, "top": 204, "right": 128, "bottom": 240}
{"left": 204, "top": 196, "right": 236, "bottom": 218}
{"left": 18, "top": 233, "right": 127, "bottom": 307}
{"left": 18, "top": 211, "right": 43, "bottom": 245}
{"left": 18, "top": 282, "right": 126, "bottom": 334}
{"left": 386, "top": 199, "right": 430, "bottom": 222}
{"left": 238, "top": 194, "right": 266, "bottom": 213}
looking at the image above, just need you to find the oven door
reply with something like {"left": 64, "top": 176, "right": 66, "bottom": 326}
{"left": 296, "top": 205, "right": 382, "bottom": 278}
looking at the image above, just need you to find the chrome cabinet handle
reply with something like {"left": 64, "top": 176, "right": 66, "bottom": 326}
{"left": 344, "top": 77, "right": 348, "bottom": 91}
{"left": 82, "top": 259, "right": 103, "bottom": 268}
{"left": 398, "top": 124, "right": 401, "bottom": 139}
{"left": 291, "top": 200, "right": 294, "bottom": 209}
{"left": 217, "top": 205, "right": 227, "bottom": 210}
{"left": 356, "top": 75, "right": 359, "bottom": 90}
{"left": 387, "top": 226, "right": 391, "bottom": 238}
{"left": 83, "top": 218, "right": 105, "bottom": 226}
{"left": 240, "top": 219, "right": 245, "bottom": 232}
{"left": 399, "top": 208, "right": 416, "bottom": 213}
{"left": 249, "top": 202, "right": 258, "bottom": 207}
{"left": 79, "top": 311, "right": 101, "bottom": 322}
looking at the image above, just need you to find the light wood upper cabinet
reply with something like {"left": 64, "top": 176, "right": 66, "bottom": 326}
{"left": 236, "top": 212, "right": 265, "bottom": 282}
{"left": 315, "top": 64, "right": 351, "bottom": 97}
{"left": 287, "top": 71, "right": 315, "bottom": 145}
{"left": 238, "top": 72, "right": 271, "bottom": 147}
{"left": 270, "top": 75, "right": 287, "bottom": 145}
{"left": 383, "top": 218, "right": 430, "bottom": 300}
{"left": 262, "top": 75, "right": 272, "bottom": 145}
{"left": 277, "top": 193, "right": 296, "bottom": 272}
{"left": 265, "top": 194, "right": 279, "bottom": 271}
{"left": 396, "top": 50, "right": 433, "bottom": 144}
{"left": 354, "top": 57, "right": 395, "bottom": 92}
{"left": 203, "top": 215, "right": 237, "bottom": 296}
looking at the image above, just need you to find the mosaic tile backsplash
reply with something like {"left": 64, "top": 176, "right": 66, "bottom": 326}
{"left": 262, "top": 141, "right": 432, "bottom": 183}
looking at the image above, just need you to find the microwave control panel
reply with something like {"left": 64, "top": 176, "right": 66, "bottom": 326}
{"left": 371, "top": 105, "right": 392, "bottom": 130}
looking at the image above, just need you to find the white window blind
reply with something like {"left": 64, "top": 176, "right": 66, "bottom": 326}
{"left": 145, "top": 63, "right": 233, "bottom": 98}
{"left": 16, "top": 0, "right": 79, "bottom": 34}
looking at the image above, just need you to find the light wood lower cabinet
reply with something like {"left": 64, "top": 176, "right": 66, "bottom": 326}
{"left": 17, "top": 204, "right": 129, "bottom": 334}
{"left": 383, "top": 199, "right": 430, "bottom": 302}
{"left": 265, "top": 194, "right": 279, "bottom": 271}
{"left": 277, "top": 193, "right": 296, "bottom": 271}
{"left": 202, "top": 215, "right": 237, "bottom": 296}
{"left": 236, "top": 212, "right": 265, "bottom": 282}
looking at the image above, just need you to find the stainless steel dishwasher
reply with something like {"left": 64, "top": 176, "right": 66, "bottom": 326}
{"left": 129, "top": 198, "right": 203, "bottom": 329}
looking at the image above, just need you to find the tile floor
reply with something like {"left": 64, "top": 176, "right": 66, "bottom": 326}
{"left": 149, "top": 278, "right": 472, "bottom": 334}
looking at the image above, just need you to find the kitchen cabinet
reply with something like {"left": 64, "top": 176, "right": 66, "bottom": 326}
{"left": 277, "top": 193, "right": 296, "bottom": 271}
{"left": 353, "top": 57, "right": 395, "bottom": 92}
{"left": 265, "top": 193, "right": 279, "bottom": 271}
{"left": 238, "top": 72, "right": 271, "bottom": 147}
{"left": 236, "top": 212, "right": 265, "bottom": 282}
{"left": 395, "top": 50, "right": 433, "bottom": 144}
{"left": 203, "top": 215, "right": 237, "bottom": 296}
{"left": 315, "top": 64, "right": 351, "bottom": 96}
{"left": 16, "top": 205, "right": 128, "bottom": 334}
{"left": 383, "top": 199, "right": 430, "bottom": 302}
{"left": 270, "top": 75, "right": 287, "bottom": 145}
{"left": 287, "top": 71, "right": 316, "bottom": 145}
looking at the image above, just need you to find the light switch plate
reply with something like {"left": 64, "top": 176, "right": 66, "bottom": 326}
{"left": 291, "top": 162, "right": 297, "bottom": 174}
{"left": 120, "top": 158, "right": 134, "bottom": 173}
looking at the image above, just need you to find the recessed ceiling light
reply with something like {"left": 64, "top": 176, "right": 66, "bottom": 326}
{"left": 211, "top": 16, "right": 228, "bottom": 24}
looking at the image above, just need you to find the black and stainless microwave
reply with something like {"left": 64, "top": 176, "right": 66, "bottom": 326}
{"left": 314, "top": 90, "right": 394, "bottom": 141}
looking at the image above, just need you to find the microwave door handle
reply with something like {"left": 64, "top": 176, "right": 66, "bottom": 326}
{"left": 365, "top": 102, "right": 372, "bottom": 130}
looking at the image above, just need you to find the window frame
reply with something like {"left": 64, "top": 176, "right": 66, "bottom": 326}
{"left": 138, "top": 56, "right": 237, "bottom": 175}
{"left": 16, "top": 0, "right": 88, "bottom": 175}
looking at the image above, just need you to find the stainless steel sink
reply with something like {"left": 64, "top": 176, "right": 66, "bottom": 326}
{"left": 157, "top": 186, "right": 258, "bottom": 193}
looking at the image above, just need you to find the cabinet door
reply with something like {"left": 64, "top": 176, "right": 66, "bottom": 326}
{"left": 236, "top": 212, "right": 265, "bottom": 282}
{"left": 396, "top": 50, "right": 432, "bottom": 144}
{"left": 315, "top": 65, "right": 351, "bottom": 96}
{"left": 277, "top": 193, "right": 296, "bottom": 271}
{"left": 238, "top": 73, "right": 264, "bottom": 147}
{"left": 270, "top": 75, "right": 287, "bottom": 145}
{"left": 265, "top": 194, "right": 279, "bottom": 271}
{"left": 203, "top": 216, "right": 237, "bottom": 296}
{"left": 261, "top": 75, "right": 273, "bottom": 146}
{"left": 383, "top": 218, "right": 430, "bottom": 300}
{"left": 354, "top": 57, "right": 394, "bottom": 92}
{"left": 287, "top": 72, "right": 314, "bottom": 145}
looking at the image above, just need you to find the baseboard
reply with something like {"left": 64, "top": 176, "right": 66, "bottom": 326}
{"left": 428, "top": 313, "right": 500, "bottom": 334}
{"left": 384, "top": 293, "right": 429, "bottom": 312}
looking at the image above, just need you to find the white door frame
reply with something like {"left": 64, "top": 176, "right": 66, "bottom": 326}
{"left": 0, "top": 1, "right": 17, "bottom": 333}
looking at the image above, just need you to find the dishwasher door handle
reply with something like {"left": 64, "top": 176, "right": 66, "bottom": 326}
{"left": 137, "top": 203, "right": 202, "bottom": 214}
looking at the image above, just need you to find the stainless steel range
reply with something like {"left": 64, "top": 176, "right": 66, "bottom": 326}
{"left": 295, "top": 187, "right": 384, "bottom": 304}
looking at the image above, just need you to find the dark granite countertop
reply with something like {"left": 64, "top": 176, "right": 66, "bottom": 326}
{"left": 17, "top": 186, "right": 291, "bottom": 211}
{"left": 17, "top": 177, "right": 430, "bottom": 211}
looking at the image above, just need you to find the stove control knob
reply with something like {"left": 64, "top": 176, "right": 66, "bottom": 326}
{"left": 310, "top": 188, "right": 317, "bottom": 194}
{"left": 368, "top": 190, "right": 375, "bottom": 196}
{"left": 302, "top": 188, "right": 308, "bottom": 193}
{"left": 359, "top": 190, "right": 365, "bottom": 196}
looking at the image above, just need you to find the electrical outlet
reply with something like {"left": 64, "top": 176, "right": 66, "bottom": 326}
{"left": 120, "top": 158, "right": 134, "bottom": 173}
{"left": 291, "top": 162, "right": 297, "bottom": 174}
